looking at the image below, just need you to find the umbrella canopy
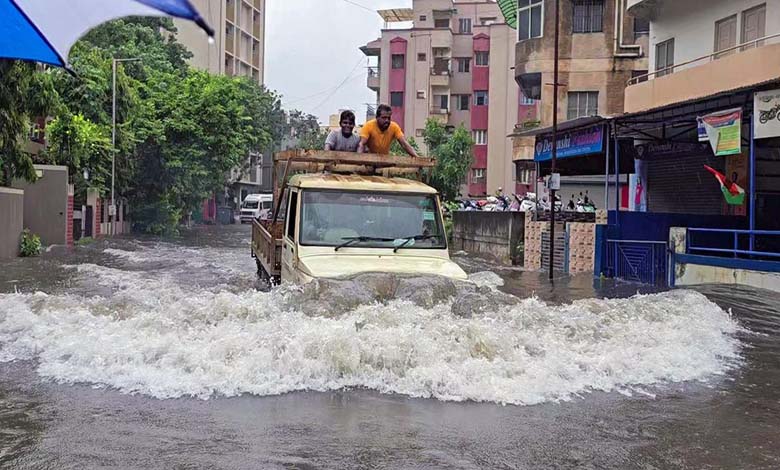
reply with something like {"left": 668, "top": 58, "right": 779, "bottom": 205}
{"left": 0, "top": 0, "right": 213, "bottom": 68}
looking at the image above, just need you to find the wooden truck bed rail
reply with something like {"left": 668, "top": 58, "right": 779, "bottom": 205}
{"left": 252, "top": 219, "right": 283, "bottom": 277}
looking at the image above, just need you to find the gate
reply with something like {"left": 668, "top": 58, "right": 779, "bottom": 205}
{"left": 84, "top": 206, "right": 93, "bottom": 238}
{"left": 606, "top": 239, "right": 669, "bottom": 286}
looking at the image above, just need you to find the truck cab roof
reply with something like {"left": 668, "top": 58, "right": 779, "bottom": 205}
{"left": 288, "top": 173, "right": 438, "bottom": 195}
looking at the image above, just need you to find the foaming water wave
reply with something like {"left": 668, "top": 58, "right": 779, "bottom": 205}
{"left": 0, "top": 269, "right": 743, "bottom": 404}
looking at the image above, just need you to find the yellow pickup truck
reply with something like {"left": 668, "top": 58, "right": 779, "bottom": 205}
{"left": 251, "top": 150, "right": 467, "bottom": 285}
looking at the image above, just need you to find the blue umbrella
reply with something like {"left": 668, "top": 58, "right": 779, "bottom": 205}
{"left": 0, "top": 0, "right": 214, "bottom": 68}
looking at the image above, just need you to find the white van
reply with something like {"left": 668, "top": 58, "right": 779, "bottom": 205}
{"left": 240, "top": 194, "right": 273, "bottom": 224}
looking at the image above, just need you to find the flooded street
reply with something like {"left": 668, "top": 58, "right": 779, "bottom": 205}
{"left": 0, "top": 225, "right": 777, "bottom": 469}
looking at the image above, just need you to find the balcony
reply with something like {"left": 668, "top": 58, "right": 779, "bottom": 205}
{"left": 430, "top": 71, "right": 451, "bottom": 87}
{"left": 367, "top": 67, "right": 380, "bottom": 91}
{"left": 429, "top": 107, "right": 450, "bottom": 124}
{"left": 360, "top": 38, "right": 382, "bottom": 57}
{"left": 625, "top": 35, "right": 780, "bottom": 113}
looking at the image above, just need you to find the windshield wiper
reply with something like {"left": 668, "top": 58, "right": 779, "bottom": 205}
{"left": 335, "top": 236, "right": 395, "bottom": 251}
{"left": 393, "top": 234, "right": 439, "bottom": 253}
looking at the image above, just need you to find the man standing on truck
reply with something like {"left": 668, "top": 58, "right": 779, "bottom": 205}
{"left": 358, "top": 104, "right": 420, "bottom": 157}
{"left": 324, "top": 110, "right": 360, "bottom": 152}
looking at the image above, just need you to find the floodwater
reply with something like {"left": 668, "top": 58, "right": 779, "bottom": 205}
{"left": 0, "top": 225, "right": 777, "bottom": 469}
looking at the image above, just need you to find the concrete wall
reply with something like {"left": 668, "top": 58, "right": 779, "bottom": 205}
{"left": 12, "top": 165, "right": 68, "bottom": 246}
{"left": 670, "top": 227, "right": 780, "bottom": 293}
{"left": 452, "top": 211, "right": 525, "bottom": 265}
{"left": 0, "top": 188, "right": 24, "bottom": 259}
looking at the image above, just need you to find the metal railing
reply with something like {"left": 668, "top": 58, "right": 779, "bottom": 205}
{"left": 367, "top": 66, "right": 380, "bottom": 77}
{"left": 628, "top": 32, "right": 780, "bottom": 86}
{"left": 606, "top": 239, "right": 669, "bottom": 286}
{"left": 687, "top": 228, "right": 780, "bottom": 259}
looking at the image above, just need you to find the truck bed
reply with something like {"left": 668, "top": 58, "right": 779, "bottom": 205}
{"left": 251, "top": 219, "right": 283, "bottom": 278}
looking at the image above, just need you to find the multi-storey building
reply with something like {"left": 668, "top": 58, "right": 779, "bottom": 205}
{"left": 175, "top": 0, "right": 268, "bottom": 209}
{"left": 512, "top": 0, "right": 648, "bottom": 202}
{"left": 361, "top": 0, "right": 534, "bottom": 196}
{"left": 175, "top": 0, "right": 266, "bottom": 84}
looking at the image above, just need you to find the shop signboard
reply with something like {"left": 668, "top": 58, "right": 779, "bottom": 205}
{"left": 697, "top": 108, "right": 742, "bottom": 156}
{"left": 534, "top": 125, "right": 605, "bottom": 162}
{"left": 754, "top": 89, "right": 780, "bottom": 139}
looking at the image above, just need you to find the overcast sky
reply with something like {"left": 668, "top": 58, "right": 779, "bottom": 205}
{"left": 265, "top": 0, "right": 412, "bottom": 125}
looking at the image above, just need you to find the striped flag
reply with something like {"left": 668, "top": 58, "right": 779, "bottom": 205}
{"left": 497, "top": 0, "right": 517, "bottom": 29}
{"left": 704, "top": 165, "right": 746, "bottom": 206}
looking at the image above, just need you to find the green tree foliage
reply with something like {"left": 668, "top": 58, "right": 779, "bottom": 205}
{"left": 0, "top": 61, "right": 56, "bottom": 185}
{"left": 389, "top": 136, "right": 420, "bottom": 156}
{"left": 45, "top": 113, "right": 113, "bottom": 197}
{"left": 424, "top": 119, "right": 474, "bottom": 201}
{"left": 287, "top": 110, "right": 327, "bottom": 150}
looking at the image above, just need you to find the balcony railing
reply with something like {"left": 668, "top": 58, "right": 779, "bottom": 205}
{"left": 628, "top": 33, "right": 780, "bottom": 86}
{"left": 367, "top": 66, "right": 380, "bottom": 77}
{"left": 430, "top": 107, "right": 450, "bottom": 115}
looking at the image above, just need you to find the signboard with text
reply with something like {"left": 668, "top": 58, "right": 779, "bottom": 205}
{"left": 697, "top": 108, "right": 742, "bottom": 156}
{"left": 534, "top": 125, "right": 605, "bottom": 162}
{"left": 754, "top": 89, "right": 780, "bottom": 139}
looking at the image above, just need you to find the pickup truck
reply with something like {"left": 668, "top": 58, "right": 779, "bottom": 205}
{"left": 251, "top": 150, "right": 467, "bottom": 285}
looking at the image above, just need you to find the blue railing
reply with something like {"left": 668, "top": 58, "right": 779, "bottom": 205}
{"left": 606, "top": 239, "right": 669, "bottom": 286}
{"left": 687, "top": 228, "right": 780, "bottom": 259}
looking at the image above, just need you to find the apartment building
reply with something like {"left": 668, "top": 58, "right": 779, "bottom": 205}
{"left": 625, "top": 0, "right": 780, "bottom": 114}
{"left": 175, "top": 0, "right": 266, "bottom": 84}
{"left": 622, "top": 0, "right": 780, "bottom": 236}
{"left": 361, "top": 0, "right": 533, "bottom": 196}
{"left": 512, "top": 0, "right": 648, "bottom": 200}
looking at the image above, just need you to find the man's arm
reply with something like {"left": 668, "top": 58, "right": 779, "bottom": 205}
{"left": 324, "top": 131, "right": 336, "bottom": 151}
{"left": 357, "top": 137, "right": 369, "bottom": 154}
{"left": 398, "top": 136, "right": 420, "bottom": 158}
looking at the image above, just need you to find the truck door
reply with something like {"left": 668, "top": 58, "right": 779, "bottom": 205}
{"left": 281, "top": 189, "right": 299, "bottom": 282}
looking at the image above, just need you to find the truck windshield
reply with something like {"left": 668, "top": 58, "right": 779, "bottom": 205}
{"left": 242, "top": 200, "right": 259, "bottom": 210}
{"left": 300, "top": 191, "right": 446, "bottom": 249}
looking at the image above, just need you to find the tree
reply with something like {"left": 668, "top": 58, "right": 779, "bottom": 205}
{"left": 424, "top": 119, "right": 474, "bottom": 201}
{"left": 0, "top": 61, "right": 56, "bottom": 185}
{"left": 287, "top": 110, "right": 326, "bottom": 150}
{"left": 44, "top": 113, "right": 113, "bottom": 198}
{"left": 390, "top": 136, "right": 420, "bottom": 156}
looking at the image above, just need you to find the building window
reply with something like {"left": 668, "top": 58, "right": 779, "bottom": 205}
{"left": 390, "top": 92, "right": 404, "bottom": 107}
{"left": 631, "top": 70, "right": 648, "bottom": 84}
{"left": 418, "top": 53, "right": 427, "bottom": 62}
{"left": 572, "top": 0, "right": 604, "bottom": 33}
{"left": 518, "top": 168, "right": 532, "bottom": 184}
{"left": 434, "top": 18, "right": 450, "bottom": 28}
{"left": 518, "top": 0, "right": 543, "bottom": 41}
{"left": 741, "top": 4, "right": 766, "bottom": 50}
{"left": 480, "top": 17, "right": 497, "bottom": 26}
{"left": 474, "top": 91, "right": 488, "bottom": 106}
{"left": 473, "top": 130, "right": 487, "bottom": 145}
{"left": 416, "top": 90, "right": 426, "bottom": 99}
{"left": 420, "top": 15, "right": 427, "bottom": 21}
{"left": 567, "top": 91, "right": 598, "bottom": 120}
{"left": 433, "top": 94, "right": 449, "bottom": 111}
{"left": 520, "top": 93, "right": 536, "bottom": 105}
{"left": 455, "top": 94, "right": 470, "bottom": 111}
{"left": 655, "top": 38, "right": 674, "bottom": 77}
{"left": 459, "top": 18, "right": 472, "bottom": 34}
{"left": 714, "top": 15, "right": 737, "bottom": 58}
{"left": 391, "top": 54, "right": 405, "bottom": 69}
{"left": 472, "top": 168, "right": 485, "bottom": 181}
{"left": 457, "top": 58, "right": 471, "bottom": 73}
{"left": 634, "top": 17, "right": 650, "bottom": 36}
{"left": 475, "top": 51, "right": 489, "bottom": 66}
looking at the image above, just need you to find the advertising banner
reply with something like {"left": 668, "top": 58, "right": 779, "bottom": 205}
{"left": 534, "top": 125, "right": 605, "bottom": 162}
{"left": 754, "top": 89, "right": 780, "bottom": 139}
{"left": 697, "top": 108, "right": 742, "bottom": 156}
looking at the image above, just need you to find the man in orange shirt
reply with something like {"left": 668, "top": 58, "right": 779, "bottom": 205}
{"left": 358, "top": 104, "right": 420, "bottom": 157}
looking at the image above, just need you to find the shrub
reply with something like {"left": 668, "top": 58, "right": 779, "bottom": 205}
{"left": 19, "top": 229, "right": 42, "bottom": 257}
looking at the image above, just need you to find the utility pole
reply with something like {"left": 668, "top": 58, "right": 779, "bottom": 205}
{"left": 549, "top": 0, "right": 560, "bottom": 281}
{"left": 111, "top": 57, "right": 141, "bottom": 236}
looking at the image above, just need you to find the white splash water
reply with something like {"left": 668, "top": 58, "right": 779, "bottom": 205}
{"left": 0, "top": 262, "right": 743, "bottom": 404}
